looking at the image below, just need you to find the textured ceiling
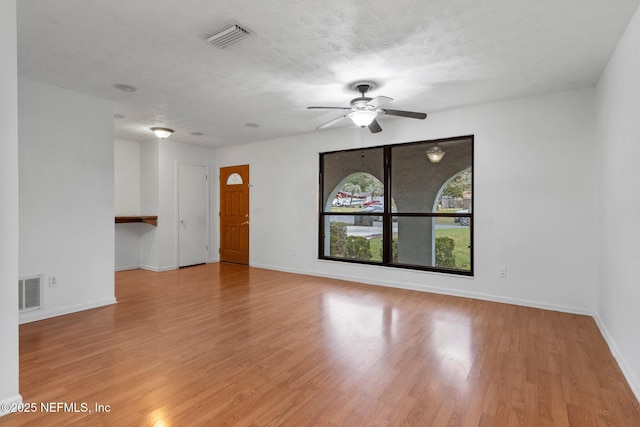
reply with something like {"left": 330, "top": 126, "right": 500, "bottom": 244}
{"left": 16, "top": 0, "right": 640, "bottom": 147}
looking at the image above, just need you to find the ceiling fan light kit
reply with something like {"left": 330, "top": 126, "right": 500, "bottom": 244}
{"left": 349, "top": 110, "right": 377, "bottom": 127}
{"left": 308, "top": 82, "right": 427, "bottom": 133}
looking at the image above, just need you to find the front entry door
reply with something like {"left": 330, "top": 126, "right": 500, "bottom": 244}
{"left": 220, "top": 165, "right": 249, "bottom": 264}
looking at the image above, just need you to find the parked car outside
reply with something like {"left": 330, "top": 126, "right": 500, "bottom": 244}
{"left": 454, "top": 209, "right": 470, "bottom": 226}
{"left": 362, "top": 204, "right": 398, "bottom": 222}
{"left": 363, "top": 204, "right": 382, "bottom": 221}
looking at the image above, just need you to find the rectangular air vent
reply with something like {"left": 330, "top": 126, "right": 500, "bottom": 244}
{"left": 205, "top": 24, "right": 250, "bottom": 49}
{"left": 19, "top": 275, "right": 42, "bottom": 312}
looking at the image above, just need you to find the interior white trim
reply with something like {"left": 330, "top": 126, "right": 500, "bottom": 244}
{"left": 115, "top": 265, "right": 140, "bottom": 272}
{"left": 0, "top": 394, "right": 23, "bottom": 418}
{"left": 138, "top": 264, "right": 177, "bottom": 273}
{"left": 18, "top": 298, "right": 117, "bottom": 324}
{"left": 593, "top": 314, "right": 640, "bottom": 401}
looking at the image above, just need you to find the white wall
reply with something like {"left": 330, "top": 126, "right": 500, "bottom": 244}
{"left": 18, "top": 78, "right": 116, "bottom": 323}
{"left": 596, "top": 4, "right": 640, "bottom": 399}
{"left": 154, "top": 140, "right": 218, "bottom": 270}
{"left": 138, "top": 140, "right": 160, "bottom": 269}
{"left": 114, "top": 139, "right": 141, "bottom": 215}
{"left": 216, "top": 87, "right": 598, "bottom": 314}
{"left": 115, "top": 139, "right": 143, "bottom": 270}
{"left": 0, "top": 0, "right": 22, "bottom": 415}
{"left": 115, "top": 222, "right": 143, "bottom": 271}
{"left": 126, "top": 138, "right": 217, "bottom": 271}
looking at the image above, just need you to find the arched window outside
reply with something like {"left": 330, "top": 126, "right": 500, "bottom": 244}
{"left": 431, "top": 168, "right": 472, "bottom": 270}
{"left": 322, "top": 172, "right": 393, "bottom": 262}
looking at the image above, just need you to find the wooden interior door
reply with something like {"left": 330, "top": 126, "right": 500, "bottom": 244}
{"left": 220, "top": 165, "right": 250, "bottom": 264}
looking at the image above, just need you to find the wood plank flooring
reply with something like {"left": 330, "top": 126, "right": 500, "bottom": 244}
{"left": 2, "top": 263, "right": 639, "bottom": 426}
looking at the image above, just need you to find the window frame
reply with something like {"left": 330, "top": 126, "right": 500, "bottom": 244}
{"left": 318, "top": 135, "right": 474, "bottom": 276}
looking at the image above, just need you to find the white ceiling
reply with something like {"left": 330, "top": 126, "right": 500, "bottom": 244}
{"left": 17, "top": 0, "right": 640, "bottom": 148}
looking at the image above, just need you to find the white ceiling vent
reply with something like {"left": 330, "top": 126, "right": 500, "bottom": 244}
{"left": 205, "top": 24, "right": 251, "bottom": 49}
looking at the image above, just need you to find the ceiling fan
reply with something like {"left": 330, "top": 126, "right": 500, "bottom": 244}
{"left": 308, "top": 82, "right": 427, "bottom": 133}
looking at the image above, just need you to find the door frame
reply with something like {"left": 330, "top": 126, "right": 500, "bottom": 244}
{"left": 175, "top": 161, "right": 210, "bottom": 267}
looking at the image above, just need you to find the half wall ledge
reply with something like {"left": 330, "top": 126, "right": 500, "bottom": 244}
{"left": 115, "top": 216, "right": 158, "bottom": 226}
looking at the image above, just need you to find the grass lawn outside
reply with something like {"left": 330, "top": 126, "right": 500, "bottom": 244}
{"left": 436, "top": 227, "right": 471, "bottom": 270}
{"left": 364, "top": 225, "right": 471, "bottom": 270}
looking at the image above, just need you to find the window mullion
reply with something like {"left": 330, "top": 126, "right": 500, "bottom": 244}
{"left": 383, "top": 146, "right": 392, "bottom": 264}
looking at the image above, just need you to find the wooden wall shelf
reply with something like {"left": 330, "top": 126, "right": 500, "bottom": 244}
{"left": 115, "top": 216, "right": 158, "bottom": 226}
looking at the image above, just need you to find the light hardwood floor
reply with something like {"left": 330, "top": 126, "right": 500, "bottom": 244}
{"left": 2, "top": 263, "right": 639, "bottom": 426}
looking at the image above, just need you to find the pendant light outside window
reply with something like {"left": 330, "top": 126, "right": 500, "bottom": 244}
{"left": 150, "top": 127, "right": 174, "bottom": 139}
{"left": 349, "top": 111, "right": 377, "bottom": 127}
{"left": 426, "top": 144, "right": 445, "bottom": 163}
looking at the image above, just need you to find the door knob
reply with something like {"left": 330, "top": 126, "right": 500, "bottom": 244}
{"left": 241, "top": 221, "right": 249, "bottom": 226}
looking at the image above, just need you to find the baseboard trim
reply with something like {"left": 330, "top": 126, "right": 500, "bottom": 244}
{"left": 19, "top": 298, "right": 117, "bottom": 324}
{"left": 593, "top": 314, "right": 640, "bottom": 401}
{"left": 0, "top": 394, "right": 23, "bottom": 418}
{"left": 115, "top": 264, "right": 140, "bottom": 272}
{"left": 120, "top": 263, "right": 218, "bottom": 272}
{"left": 138, "top": 264, "right": 177, "bottom": 272}
{"left": 250, "top": 262, "right": 594, "bottom": 316}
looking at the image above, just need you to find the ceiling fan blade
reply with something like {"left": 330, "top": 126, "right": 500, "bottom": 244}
{"left": 381, "top": 109, "right": 427, "bottom": 119}
{"left": 368, "top": 119, "right": 382, "bottom": 133}
{"left": 317, "top": 115, "right": 349, "bottom": 130}
{"left": 367, "top": 96, "right": 393, "bottom": 108}
{"left": 307, "top": 106, "right": 352, "bottom": 110}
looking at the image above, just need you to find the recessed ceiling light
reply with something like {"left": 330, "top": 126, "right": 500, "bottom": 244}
{"left": 113, "top": 113, "right": 125, "bottom": 119}
{"left": 113, "top": 84, "right": 137, "bottom": 93}
{"left": 245, "top": 123, "right": 259, "bottom": 128}
{"left": 190, "top": 131, "right": 203, "bottom": 136}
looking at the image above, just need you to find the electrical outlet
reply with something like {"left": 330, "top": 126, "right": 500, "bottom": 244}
{"left": 498, "top": 267, "right": 507, "bottom": 278}
{"left": 49, "top": 276, "right": 58, "bottom": 287}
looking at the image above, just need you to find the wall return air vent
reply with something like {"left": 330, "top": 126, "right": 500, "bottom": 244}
{"left": 205, "top": 24, "right": 251, "bottom": 49}
{"left": 19, "top": 275, "right": 42, "bottom": 312}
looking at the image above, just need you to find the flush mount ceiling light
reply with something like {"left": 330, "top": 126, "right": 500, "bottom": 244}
{"left": 426, "top": 145, "right": 445, "bottom": 163}
{"left": 150, "top": 127, "right": 174, "bottom": 139}
{"left": 205, "top": 23, "right": 251, "bottom": 49}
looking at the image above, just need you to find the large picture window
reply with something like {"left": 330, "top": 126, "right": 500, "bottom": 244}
{"left": 319, "top": 135, "right": 473, "bottom": 275}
